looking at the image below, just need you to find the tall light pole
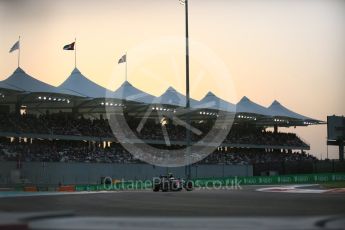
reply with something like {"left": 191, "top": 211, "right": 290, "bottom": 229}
{"left": 184, "top": 0, "right": 190, "bottom": 110}
{"left": 181, "top": 0, "right": 192, "bottom": 179}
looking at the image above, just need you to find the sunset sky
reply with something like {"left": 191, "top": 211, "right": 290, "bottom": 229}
{"left": 0, "top": 0, "right": 344, "bottom": 159}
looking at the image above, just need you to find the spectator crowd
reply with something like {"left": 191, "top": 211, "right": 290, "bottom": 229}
{"left": 0, "top": 140, "right": 317, "bottom": 165}
{"left": 0, "top": 113, "right": 309, "bottom": 148}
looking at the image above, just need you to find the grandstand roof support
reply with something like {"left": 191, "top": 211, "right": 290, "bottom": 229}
{"left": 14, "top": 93, "right": 33, "bottom": 115}
{"left": 339, "top": 142, "right": 344, "bottom": 161}
{"left": 15, "top": 101, "right": 21, "bottom": 116}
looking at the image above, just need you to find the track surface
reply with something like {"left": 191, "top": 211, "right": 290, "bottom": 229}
{"left": 1, "top": 186, "right": 345, "bottom": 217}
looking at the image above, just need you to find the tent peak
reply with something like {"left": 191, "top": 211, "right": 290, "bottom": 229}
{"left": 205, "top": 91, "right": 216, "bottom": 97}
{"left": 166, "top": 86, "right": 177, "bottom": 92}
{"left": 271, "top": 100, "right": 281, "bottom": 106}
{"left": 239, "top": 96, "right": 250, "bottom": 103}
{"left": 3, "top": 67, "right": 68, "bottom": 94}
{"left": 14, "top": 67, "right": 25, "bottom": 74}
{"left": 58, "top": 69, "right": 113, "bottom": 98}
{"left": 113, "top": 80, "right": 155, "bottom": 104}
{"left": 267, "top": 100, "right": 316, "bottom": 121}
{"left": 121, "top": 81, "right": 133, "bottom": 87}
{"left": 71, "top": 68, "right": 81, "bottom": 75}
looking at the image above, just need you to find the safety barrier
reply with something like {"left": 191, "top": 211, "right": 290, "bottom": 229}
{"left": 23, "top": 186, "right": 38, "bottom": 192}
{"left": 193, "top": 172, "right": 345, "bottom": 187}
{"left": 57, "top": 185, "right": 76, "bottom": 192}
{"left": 75, "top": 181, "right": 153, "bottom": 191}
{"left": 12, "top": 173, "right": 345, "bottom": 192}
{"left": 74, "top": 172, "right": 345, "bottom": 191}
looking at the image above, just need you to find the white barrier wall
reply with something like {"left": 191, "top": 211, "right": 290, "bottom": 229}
{"left": 0, "top": 162, "right": 253, "bottom": 185}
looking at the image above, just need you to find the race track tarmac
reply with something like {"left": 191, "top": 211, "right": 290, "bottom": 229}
{"left": 1, "top": 186, "right": 345, "bottom": 217}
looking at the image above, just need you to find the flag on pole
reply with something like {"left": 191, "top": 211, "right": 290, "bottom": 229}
{"left": 118, "top": 54, "right": 126, "bottom": 64}
{"left": 63, "top": 42, "right": 75, "bottom": 50}
{"left": 9, "top": 40, "right": 20, "bottom": 53}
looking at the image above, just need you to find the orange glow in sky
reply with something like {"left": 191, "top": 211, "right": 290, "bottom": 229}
{"left": 0, "top": 0, "right": 344, "bottom": 158}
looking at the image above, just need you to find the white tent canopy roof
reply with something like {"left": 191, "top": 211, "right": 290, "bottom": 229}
{"left": 236, "top": 96, "right": 273, "bottom": 116}
{"left": 268, "top": 100, "right": 316, "bottom": 121}
{"left": 193, "top": 92, "right": 236, "bottom": 112}
{"left": 154, "top": 87, "right": 198, "bottom": 107}
{"left": 113, "top": 81, "right": 155, "bottom": 104}
{"left": 1, "top": 68, "right": 73, "bottom": 95}
{"left": 0, "top": 68, "right": 322, "bottom": 123}
{"left": 58, "top": 68, "right": 114, "bottom": 98}
{"left": 0, "top": 81, "right": 20, "bottom": 92}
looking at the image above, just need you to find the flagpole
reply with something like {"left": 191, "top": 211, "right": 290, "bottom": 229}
{"left": 18, "top": 36, "right": 21, "bottom": 68}
{"left": 74, "top": 38, "right": 77, "bottom": 68}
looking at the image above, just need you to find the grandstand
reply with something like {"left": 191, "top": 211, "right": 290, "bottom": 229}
{"left": 0, "top": 67, "right": 327, "bottom": 184}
